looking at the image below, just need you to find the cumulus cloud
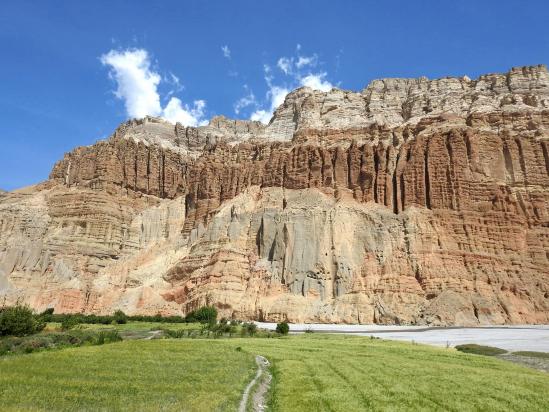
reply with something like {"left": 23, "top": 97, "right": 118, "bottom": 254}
{"left": 236, "top": 46, "right": 334, "bottom": 124}
{"left": 221, "top": 45, "right": 231, "bottom": 59}
{"left": 250, "top": 85, "right": 289, "bottom": 124}
{"left": 100, "top": 49, "right": 162, "bottom": 119}
{"left": 101, "top": 48, "right": 207, "bottom": 127}
{"left": 300, "top": 72, "right": 333, "bottom": 92}
{"left": 163, "top": 98, "right": 207, "bottom": 126}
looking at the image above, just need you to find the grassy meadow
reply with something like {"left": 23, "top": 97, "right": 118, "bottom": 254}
{"left": 0, "top": 339, "right": 255, "bottom": 411}
{"left": 0, "top": 333, "right": 548, "bottom": 411}
{"left": 53, "top": 320, "right": 199, "bottom": 339}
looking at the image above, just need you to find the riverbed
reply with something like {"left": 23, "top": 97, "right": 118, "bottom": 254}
{"left": 255, "top": 322, "right": 549, "bottom": 352}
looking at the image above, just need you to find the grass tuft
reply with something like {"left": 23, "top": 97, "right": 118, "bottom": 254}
{"left": 455, "top": 344, "right": 507, "bottom": 356}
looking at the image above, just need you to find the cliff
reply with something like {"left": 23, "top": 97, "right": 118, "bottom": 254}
{"left": 0, "top": 65, "right": 548, "bottom": 325}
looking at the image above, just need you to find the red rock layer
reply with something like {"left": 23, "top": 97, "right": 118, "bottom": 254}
{"left": 50, "top": 113, "right": 549, "bottom": 236}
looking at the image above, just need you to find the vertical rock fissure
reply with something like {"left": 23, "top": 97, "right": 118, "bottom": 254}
{"left": 424, "top": 144, "right": 431, "bottom": 209}
{"left": 329, "top": 210, "right": 338, "bottom": 299}
{"left": 307, "top": 151, "right": 313, "bottom": 188}
{"left": 515, "top": 138, "right": 528, "bottom": 185}
{"left": 384, "top": 149, "right": 391, "bottom": 207}
{"left": 347, "top": 144, "right": 353, "bottom": 189}
{"left": 392, "top": 152, "right": 400, "bottom": 214}
{"left": 121, "top": 151, "right": 127, "bottom": 188}
{"left": 281, "top": 224, "right": 288, "bottom": 285}
{"left": 373, "top": 150, "right": 379, "bottom": 204}
{"left": 320, "top": 150, "right": 326, "bottom": 185}
{"left": 503, "top": 141, "right": 515, "bottom": 184}
{"left": 465, "top": 133, "right": 473, "bottom": 167}
{"left": 133, "top": 149, "right": 138, "bottom": 191}
{"left": 400, "top": 173, "right": 406, "bottom": 212}
{"left": 256, "top": 217, "right": 263, "bottom": 256}
{"left": 445, "top": 135, "right": 457, "bottom": 209}
{"left": 541, "top": 141, "right": 549, "bottom": 176}
{"left": 160, "top": 152, "right": 165, "bottom": 198}
{"left": 358, "top": 148, "right": 365, "bottom": 200}
{"left": 146, "top": 149, "right": 150, "bottom": 194}
{"left": 282, "top": 163, "right": 287, "bottom": 209}
{"left": 331, "top": 149, "right": 337, "bottom": 189}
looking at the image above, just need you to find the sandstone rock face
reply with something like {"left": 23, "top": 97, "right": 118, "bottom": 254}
{"left": 1, "top": 65, "right": 548, "bottom": 325}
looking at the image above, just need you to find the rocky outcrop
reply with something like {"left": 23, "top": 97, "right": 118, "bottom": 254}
{"left": 1, "top": 65, "right": 548, "bottom": 325}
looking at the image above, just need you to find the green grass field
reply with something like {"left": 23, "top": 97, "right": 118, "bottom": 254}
{"left": 43, "top": 321, "right": 201, "bottom": 339}
{"left": 0, "top": 334, "right": 547, "bottom": 411}
{"left": 0, "top": 339, "right": 255, "bottom": 411}
{"left": 46, "top": 321, "right": 198, "bottom": 332}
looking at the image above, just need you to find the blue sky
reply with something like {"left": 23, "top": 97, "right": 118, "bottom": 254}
{"left": 1, "top": 0, "right": 548, "bottom": 190}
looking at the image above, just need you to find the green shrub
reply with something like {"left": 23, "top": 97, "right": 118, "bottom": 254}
{"left": 244, "top": 322, "right": 257, "bottom": 336}
{"left": 0, "top": 305, "right": 45, "bottom": 336}
{"left": 0, "top": 329, "right": 123, "bottom": 357}
{"left": 185, "top": 306, "right": 218, "bottom": 324}
{"left": 39, "top": 308, "right": 55, "bottom": 322}
{"left": 61, "top": 317, "right": 79, "bottom": 331}
{"left": 164, "top": 329, "right": 186, "bottom": 339}
{"left": 95, "top": 330, "right": 122, "bottom": 345}
{"left": 113, "top": 310, "right": 127, "bottom": 324}
{"left": 455, "top": 344, "right": 507, "bottom": 356}
{"left": 45, "top": 312, "right": 187, "bottom": 325}
{"left": 276, "top": 322, "right": 289, "bottom": 335}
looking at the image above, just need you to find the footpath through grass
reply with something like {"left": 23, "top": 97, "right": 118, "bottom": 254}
{"left": 0, "top": 334, "right": 548, "bottom": 411}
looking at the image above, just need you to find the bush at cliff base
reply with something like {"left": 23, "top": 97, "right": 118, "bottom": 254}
{"left": 276, "top": 321, "right": 289, "bottom": 335}
{"left": 0, "top": 305, "right": 46, "bottom": 337}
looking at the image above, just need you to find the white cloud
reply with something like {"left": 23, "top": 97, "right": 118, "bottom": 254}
{"left": 165, "top": 72, "right": 183, "bottom": 98}
{"left": 101, "top": 48, "right": 207, "bottom": 127}
{"left": 234, "top": 90, "right": 256, "bottom": 115}
{"left": 270, "top": 86, "right": 289, "bottom": 108}
{"left": 250, "top": 85, "right": 289, "bottom": 124}
{"left": 300, "top": 72, "right": 333, "bottom": 92}
{"left": 296, "top": 55, "right": 317, "bottom": 69}
{"left": 100, "top": 49, "right": 162, "bottom": 119}
{"left": 277, "top": 57, "right": 293, "bottom": 75}
{"left": 250, "top": 109, "right": 271, "bottom": 124}
{"left": 163, "top": 98, "right": 208, "bottom": 126}
{"left": 221, "top": 45, "right": 231, "bottom": 59}
{"left": 235, "top": 45, "right": 335, "bottom": 124}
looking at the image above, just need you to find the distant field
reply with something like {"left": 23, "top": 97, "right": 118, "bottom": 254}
{"left": 0, "top": 335, "right": 548, "bottom": 411}
{"left": 46, "top": 321, "right": 198, "bottom": 331}
{"left": 44, "top": 321, "right": 200, "bottom": 339}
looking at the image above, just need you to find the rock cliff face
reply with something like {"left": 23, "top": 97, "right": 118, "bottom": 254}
{"left": 1, "top": 65, "right": 548, "bottom": 325}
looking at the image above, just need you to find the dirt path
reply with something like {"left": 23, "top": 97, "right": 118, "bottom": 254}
{"left": 145, "top": 330, "right": 162, "bottom": 340}
{"left": 239, "top": 355, "right": 271, "bottom": 412}
{"left": 497, "top": 354, "right": 549, "bottom": 373}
